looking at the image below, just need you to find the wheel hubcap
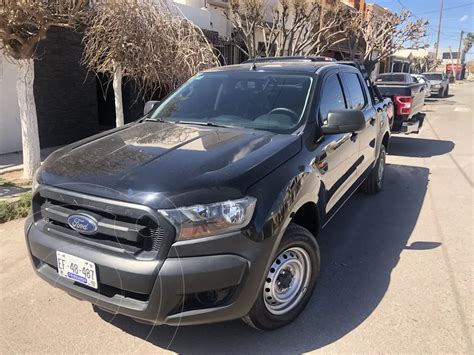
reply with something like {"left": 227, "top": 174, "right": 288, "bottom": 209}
{"left": 377, "top": 148, "right": 385, "bottom": 187}
{"left": 263, "top": 247, "right": 311, "bottom": 315}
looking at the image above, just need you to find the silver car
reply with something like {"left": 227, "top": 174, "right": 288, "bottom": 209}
{"left": 412, "top": 74, "right": 432, "bottom": 98}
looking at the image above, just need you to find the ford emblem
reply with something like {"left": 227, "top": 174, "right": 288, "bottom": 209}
{"left": 67, "top": 214, "right": 98, "bottom": 235}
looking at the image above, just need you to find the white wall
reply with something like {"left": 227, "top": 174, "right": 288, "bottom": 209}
{"left": 174, "top": 0, "right": 233, "bottom": 37}
{"left": 0, "top": 53, "right": 21, "bottom": 155}
{"left": 174, "top": 1, "right": 212, "bottom": 31}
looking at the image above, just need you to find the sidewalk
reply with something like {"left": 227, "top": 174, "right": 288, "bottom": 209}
{"left": 0, "top": 146, "right": 61, "bottom": 173}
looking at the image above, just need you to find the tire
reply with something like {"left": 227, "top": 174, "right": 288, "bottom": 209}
{"left": 438, "top": 88, "right": 444, "bottom": 98}
{"left": 360, "top": 144, "right": 386, "bottom": 195}
{"left": 242, "top": 224, "right": 320, "bottom": 331}
{"left": 444, "top": 86, "right": 449, "bottom": 97}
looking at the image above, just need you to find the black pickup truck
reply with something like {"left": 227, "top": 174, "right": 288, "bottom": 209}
{"left": 25, "top": 58, "right": 391, "bottom": 330}
{"left": 376, "top": 73, "right": 425, "bottom": 134}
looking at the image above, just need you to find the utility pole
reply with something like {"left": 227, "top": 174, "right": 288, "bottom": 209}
{"left": 449, "top": 46, "right": 456, "bottom": 82}
{"left": 457, "top": 30, "right": 464, "bottom": 66}
{"left": 435, "top": 0, "right": 444, "bottom": 60}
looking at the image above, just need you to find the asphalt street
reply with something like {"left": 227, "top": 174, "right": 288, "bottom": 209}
{"left": 1, "top": 82, "right": 473, "bottom": 354}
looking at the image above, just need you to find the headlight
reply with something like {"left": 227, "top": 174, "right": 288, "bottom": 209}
{"left": 31, "top": 169, "right": 40, "bottom": 192}
{"left": 159, "top": 197, "right": 257, "bottom": 241}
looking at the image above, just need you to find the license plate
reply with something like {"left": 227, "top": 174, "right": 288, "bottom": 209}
{"left": 56, "top": 251, "right": 97, "bottom": 289}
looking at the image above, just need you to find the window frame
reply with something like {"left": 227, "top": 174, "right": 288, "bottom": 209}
{"left": 341, "top": 70, "right": 369, "bottom": 111}
{"left": 317, "top": 71, "right": 348, "bottom": 126}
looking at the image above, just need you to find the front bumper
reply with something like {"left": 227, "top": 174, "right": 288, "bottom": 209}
{"left": 25, "top": 214, "right": 275, "bottom": 325}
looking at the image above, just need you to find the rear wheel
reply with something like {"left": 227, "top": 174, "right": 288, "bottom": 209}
{"left": 360, "top": 144, "right": 386, "bottom": 194}
{"left": 242, "top": 224, "right": 320, "bottom": 331}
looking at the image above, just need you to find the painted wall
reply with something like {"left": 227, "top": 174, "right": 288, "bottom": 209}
{"left": 0, "top": 53, "right": 22, "bottom": 155}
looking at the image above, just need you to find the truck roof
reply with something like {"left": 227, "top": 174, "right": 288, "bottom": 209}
{"left": 205, "top": 60, "right": 337, "bottom": 74}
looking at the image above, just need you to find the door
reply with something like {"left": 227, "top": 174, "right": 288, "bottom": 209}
{"left": 316, "top": 72, "right": 361, "bottom": 213}
{"left": 341, "top": 71, "right": 378, "bottom": 176}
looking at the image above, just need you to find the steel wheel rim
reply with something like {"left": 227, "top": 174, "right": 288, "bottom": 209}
{"left": 377, "top": 148, "right": 386, "bottom": 186}
{"left": 263, "top": 247, "right": 312, "bottom": 315}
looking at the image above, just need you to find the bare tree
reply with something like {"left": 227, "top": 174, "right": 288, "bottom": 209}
{"left": 0, "top": 0, "right": 90, "bottom": 179}
{"left": 224, "top": 0, "right": 265, "bottom": 59}
{"left": 82, "top": 0, "right": 217, "bottom": 127}
{"left": 264, "top": 0, "right": 352, "bottom": 57}
{"left": 410, "top": 55, "right": 441, "bottom": 73}
{"left": 348, "top": 9, "right": 427, "bottom": 74}
{"left": 225, "top": 0, "right": 352, "bottom": 59}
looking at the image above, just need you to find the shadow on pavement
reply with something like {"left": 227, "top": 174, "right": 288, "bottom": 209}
{"left": 389, "top": 136, "right": 454, "bottom": 158}
{"left": 96, "top": 164, "right": 430, "bottom": 354}
{"left": 404, "top": 241, "right": 441, "bottom": 250}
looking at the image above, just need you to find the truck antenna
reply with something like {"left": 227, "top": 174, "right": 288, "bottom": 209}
{"left": 250, "top": 56, "right": 258, "bottom": 70}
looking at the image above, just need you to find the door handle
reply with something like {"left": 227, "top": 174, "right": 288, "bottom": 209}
{"left": 350, "top": 132, "right": 358, "bottom": 142}
{"left": 315, "top": 152, "right": 328, "bottom": 173}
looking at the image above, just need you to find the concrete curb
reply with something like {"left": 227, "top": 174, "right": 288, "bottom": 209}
{"left": 0, "top": 165, "right": 24, "bottom": 174}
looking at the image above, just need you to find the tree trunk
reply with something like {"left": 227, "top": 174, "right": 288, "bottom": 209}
{"left": 113, "top": 65, "right": 124, "bottom": 127}
{"left": 17, "top": 59, "right": 41, "bottom": 180}
{"left": 364, "top": 60, "right": 377, "bottom": 76}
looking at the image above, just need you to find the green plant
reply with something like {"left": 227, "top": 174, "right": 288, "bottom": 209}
{"left": 0, "top": 192, "right": 32, "bottom": 224}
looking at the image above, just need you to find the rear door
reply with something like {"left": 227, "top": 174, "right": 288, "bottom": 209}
{"left": 317, "top": 70, "right": 361, "bottom": 212}
{"left": 340, "top": 70, "right": 378, "bottom": 176}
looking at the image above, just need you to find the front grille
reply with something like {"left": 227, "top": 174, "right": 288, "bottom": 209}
{"left": 33, "top": 187, "right": 173, "bottom": 255}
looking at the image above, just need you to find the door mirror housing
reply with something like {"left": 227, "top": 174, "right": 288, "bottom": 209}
{"left": 144, "top": 100, "right": 160, "bottom": 115}
{"left": 321, "top": 110, "right": 366, "bottom": 135}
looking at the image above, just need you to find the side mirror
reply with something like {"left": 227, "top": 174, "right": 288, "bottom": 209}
{"left": 144, "top": 100, "right": 160, "bottom": 115}
{"left": 321, "top": 110, "right": 366, "bottom": 135}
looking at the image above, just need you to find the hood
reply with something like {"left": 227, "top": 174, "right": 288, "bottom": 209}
{"left": 429, "top": 80, "right": 442, "bottom": 85}
{"left": 39, "top": 121, "right": 301, "bottom": 208}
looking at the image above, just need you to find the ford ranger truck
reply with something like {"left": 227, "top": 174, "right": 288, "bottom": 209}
{"left": 25, "top": 58, "right": 391, "bottom": 331}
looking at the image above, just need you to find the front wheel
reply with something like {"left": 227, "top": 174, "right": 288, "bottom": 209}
{"left": 444, "top": 86, "right": 449, "bottom": 97}
{"left": 360, "top": 144, "right": 386, "bottom": 194}
{"left": 242, "top": 224, "right": 320, "bottom": 331}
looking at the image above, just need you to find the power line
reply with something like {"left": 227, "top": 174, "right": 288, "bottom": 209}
{"left": 414, "top": 3, "right": 473, "bottom": 16}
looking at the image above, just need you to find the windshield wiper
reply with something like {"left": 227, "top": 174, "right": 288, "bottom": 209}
{"left": 176, "top": 120, "right": 235, "bottom": 129}
{"left": 144, "top": 117, "right": 165, "bottom": 122}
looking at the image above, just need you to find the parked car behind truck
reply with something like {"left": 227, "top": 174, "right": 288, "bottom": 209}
{"left": 422, "top": 72, "right": 450, "bottom": 97}
{"left": 376, "top": 73, "right": 425, "bottom": 134}
{"left": 25, "top": 57, "right": 391, "bottom": 331}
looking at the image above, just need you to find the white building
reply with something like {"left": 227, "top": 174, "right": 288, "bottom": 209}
{"left": 0, "top": 53, "right": 22, "bottom": 155}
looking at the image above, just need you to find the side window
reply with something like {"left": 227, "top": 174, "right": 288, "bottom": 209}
{"left": 319, "top": 74, "right": 347, "bottom": 124}
{"left": 343, "top": 72, "right": 367, "bottom": 110}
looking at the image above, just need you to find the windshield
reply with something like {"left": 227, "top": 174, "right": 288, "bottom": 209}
{"left": 376, "top": 74, "right": 407, "bottom": 82}
{"left": 423, "top": 73, "right": 443, "bottom": 80}
{"left": 149, "top": 72, "right": 313, "bottom": 133}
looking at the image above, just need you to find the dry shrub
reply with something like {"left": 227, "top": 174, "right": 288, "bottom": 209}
{"left": 82, "top": 0, "right": 219, "bottom": 96}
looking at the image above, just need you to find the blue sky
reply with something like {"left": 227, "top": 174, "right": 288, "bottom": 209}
{"left": 375, "top": 0, "right": 474, "bottom": 60}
